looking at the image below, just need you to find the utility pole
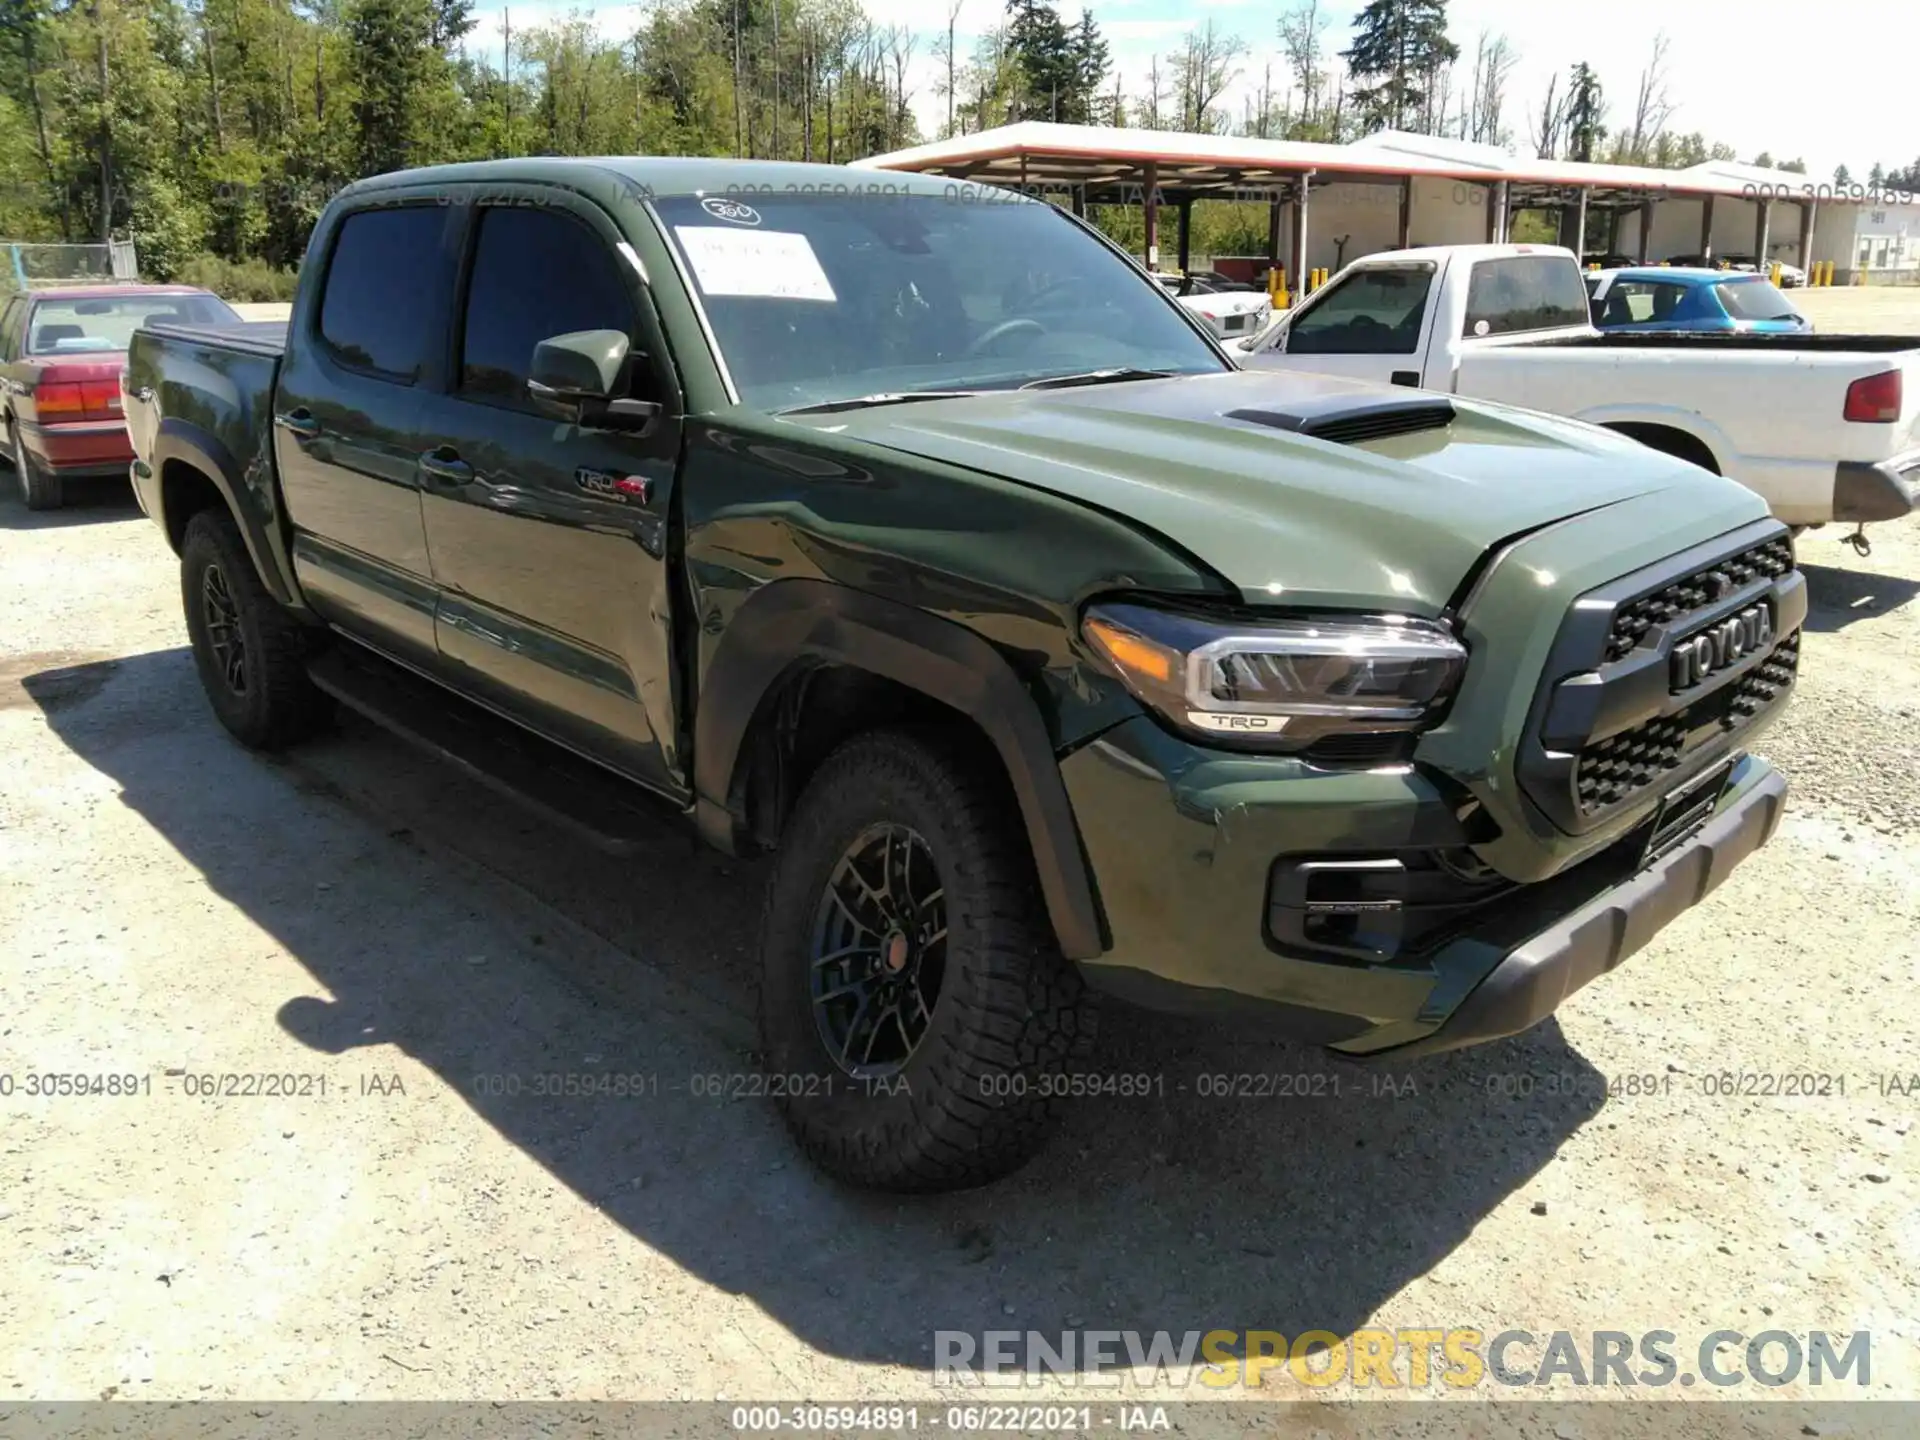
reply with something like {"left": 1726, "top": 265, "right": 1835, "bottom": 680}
{"left": 92, "top": 0, "right": 111, "bottom": 244}
{"left": 502, "top": 9, "right": 512, "bottom": 156}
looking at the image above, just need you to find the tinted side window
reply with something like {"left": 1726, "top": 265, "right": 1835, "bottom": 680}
{"left": 317, "top": 206, "right": 448, "bottom": 379}
{"left": 1287, "top": 267, "right": 1433, "bottom": 355}
{"left": 459, "top": 206, "right": 637, "bottom": 409}
{"left": 1463, "top": 257, "right": 1591, "bottom": 337}
{"left": 1597, "top": 281, "right": 1687, "bottom": 325}
{"left": 0, "top": 298, "right": 23, "bottom": 358}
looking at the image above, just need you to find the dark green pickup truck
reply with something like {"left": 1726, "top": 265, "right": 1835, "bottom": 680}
{"left": 124, "top": 157, "right": 1803, "bottom": 1190}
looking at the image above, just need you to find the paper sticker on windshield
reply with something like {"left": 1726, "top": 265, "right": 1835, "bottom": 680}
{"left": 674, "top": 226, "right": 836, "bottom": 302}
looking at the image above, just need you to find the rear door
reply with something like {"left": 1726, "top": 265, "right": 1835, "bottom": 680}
{"left": 275, "top": 201, "right": 458, "bottom": 670}
{"left": 415, "top": 190, "right": 687, "bottom": 799}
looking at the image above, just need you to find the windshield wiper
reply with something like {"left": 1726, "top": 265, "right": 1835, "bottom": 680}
{"left": 777, "top": 389, "right": 982, "bottom": 416}
{"left": 1019, "top": 367, "right": 1176, "bottom": 391}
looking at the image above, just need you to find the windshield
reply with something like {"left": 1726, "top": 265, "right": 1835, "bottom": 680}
{"left": 1715, "top": 277, "right": 1801, "bottom": 322}
{"left": 27, "top": 292, "right": 240, "bottom": 355}
{"left": 652, "top": 193, "right": 1226, "bottom": 411}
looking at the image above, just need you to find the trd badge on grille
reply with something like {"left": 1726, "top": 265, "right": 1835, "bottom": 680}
{"left": 1670, "top": 603, "right": 1773, "bottom": 690}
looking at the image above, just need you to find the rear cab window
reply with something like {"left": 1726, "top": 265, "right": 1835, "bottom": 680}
{"left": 1463, "top": 256, "right": 1592, "bottom": 338}
{"left": 317, "top": 205, "right": 449, "bottom": 380}
{"left": 1285, "top": 264, "right": 1435, "bottom": 354}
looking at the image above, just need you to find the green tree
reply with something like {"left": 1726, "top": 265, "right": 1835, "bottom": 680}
{"left": 1564, "top": 60, "right": 1602, "bottom": 162}
{"left": 1004, "top": 0, "right": 1070, "bottom": 120}
{"left": 1342, "top": 0, "right": 1457, "bottom": 133}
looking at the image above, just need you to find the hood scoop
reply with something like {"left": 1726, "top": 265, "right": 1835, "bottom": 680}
{"left": 1228, "top": 396, "right": 1456, "bottom": 448}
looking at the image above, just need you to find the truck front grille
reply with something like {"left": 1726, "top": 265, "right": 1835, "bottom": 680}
{"left": 1573, "top": 630, "right": 1801, "bottom": 817}
{"left": 1603, "top": 535, "right": 1795, "bottom": 662}
{"left": 1523, "top": 519, "right": 1805, "bottom": 835}
{"left": 1575, "top": 718, "right": 1689, "bottom": 815}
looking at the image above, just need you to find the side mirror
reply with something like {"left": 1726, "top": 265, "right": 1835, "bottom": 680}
{"left": 527, "top": 329, "right": 660, "bottom": 433}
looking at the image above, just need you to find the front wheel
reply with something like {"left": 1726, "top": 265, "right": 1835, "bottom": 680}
{"left": 758, "top": 728, "right": 1095, "bottom": 1191}
{"left": 180, "top": 509, "right": 330, "bottom": 749}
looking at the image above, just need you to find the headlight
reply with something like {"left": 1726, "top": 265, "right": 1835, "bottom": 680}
{"left": 1082, "top": 601, "right": 1467, "bottom": 749}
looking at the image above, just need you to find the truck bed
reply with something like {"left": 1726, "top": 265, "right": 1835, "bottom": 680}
{"left": 140, "top": 319, "right": 288, "bottom": 357}
{"left": 123, "top": 321, "right": 287, "bottom": 502}
{"left": 1523, "top": 331, "right": 1919, "bottom": 354}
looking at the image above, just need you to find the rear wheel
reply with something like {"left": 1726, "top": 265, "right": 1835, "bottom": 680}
{"left": 10, "top": 421, "right": 63, "bottom": 511}
{"left": 758, "top": 728, "right": 1095, "bottom": 1192}
{"left": 180, "top": 509, "right": 329, "bottom": 749}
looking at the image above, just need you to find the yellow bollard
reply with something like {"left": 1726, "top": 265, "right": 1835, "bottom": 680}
{"left": 1770, "top": 262, "right": 1783, "bottom": 286}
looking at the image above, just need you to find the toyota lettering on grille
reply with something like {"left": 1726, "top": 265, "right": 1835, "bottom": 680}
{"left": 1670, "top": 603, "right": 1773, "bottom": 691}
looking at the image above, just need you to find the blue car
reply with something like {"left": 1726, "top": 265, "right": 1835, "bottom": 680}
{"left": 1585, "top": 267, "right": 1813, "bottom": 334}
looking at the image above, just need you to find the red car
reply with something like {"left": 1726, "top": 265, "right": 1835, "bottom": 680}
{"left": 1, "top": 283, "right": 241, "bottom": 510}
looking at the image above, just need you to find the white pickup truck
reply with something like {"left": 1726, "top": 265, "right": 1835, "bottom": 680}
{"left": 1237, "top": 244, "right": 1920, "bottom": 540}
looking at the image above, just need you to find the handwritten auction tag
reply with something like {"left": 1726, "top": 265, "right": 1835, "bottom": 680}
{"left": 674, "top": 226, "right": 837, "bottom": 302}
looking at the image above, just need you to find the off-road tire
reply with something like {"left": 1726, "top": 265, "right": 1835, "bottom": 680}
{"left": 9, "top": 421, "right": 63, "bottom": 511}
{"left": 180, "top": 509, "right": 329, "bottom": 749}
{"left": 758, "top": 727, "right": 1095, "bottom": 1191}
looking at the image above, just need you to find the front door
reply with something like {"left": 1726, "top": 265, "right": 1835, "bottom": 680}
{"left": 417, "top": 193, "right": 686, "bottom": 799}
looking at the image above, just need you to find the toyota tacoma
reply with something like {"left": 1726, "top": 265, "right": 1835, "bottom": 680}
{"left": 122, "top": 159, "right": 1803, "bottom": 1190}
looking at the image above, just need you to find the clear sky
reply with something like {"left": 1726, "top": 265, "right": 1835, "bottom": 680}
{"left": 466, "top": 0, "right": 1920, "bottom": 178}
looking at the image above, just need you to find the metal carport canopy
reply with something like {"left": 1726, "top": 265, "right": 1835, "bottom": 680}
{"left": 852, "top": 122, "right": 1765, "bottom": 203}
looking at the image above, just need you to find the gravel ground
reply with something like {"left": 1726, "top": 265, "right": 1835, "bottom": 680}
{"left": 1, "top": 476, "right": 1916, "bottom": 1428}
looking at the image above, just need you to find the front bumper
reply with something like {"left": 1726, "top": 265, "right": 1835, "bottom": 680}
{"left": 1060, "top": 717, "right": 1787, "bottom": 1056}
{"left": 1834, "top": 449, "right": 1920, "bottom": 523}
{"left": 1351, "top": 759, "right": 1786, "bottom": 1059}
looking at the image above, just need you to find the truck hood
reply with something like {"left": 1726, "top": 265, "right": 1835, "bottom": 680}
{"left": 785, "top": 369, "right": 1725, "bottom": 612}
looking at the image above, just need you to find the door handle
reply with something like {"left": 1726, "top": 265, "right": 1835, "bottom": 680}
{"left": 419, "top": 447, "right": 474, "bottom": 484}
{"left": 273, "top": 408, "right": 320, "bottom": 439}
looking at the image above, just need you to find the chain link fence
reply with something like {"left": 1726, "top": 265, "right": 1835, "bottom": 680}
{"left": 0, "top": 240, "right": 140, "bottom": 293}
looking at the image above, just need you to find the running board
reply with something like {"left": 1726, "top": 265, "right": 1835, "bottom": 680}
{"left": 306, "top": 645, "right": 674, "bottom": 854}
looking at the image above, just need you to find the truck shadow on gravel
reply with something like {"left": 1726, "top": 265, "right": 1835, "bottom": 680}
{"left": 25, "top": 646, "right": 1611, "bottom": 1375}
{"left": 0, "top": 476, "right": 143, "bottom": 528}
{"left": 1798, "top": 559, "right": 1920, "bottom": 633}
